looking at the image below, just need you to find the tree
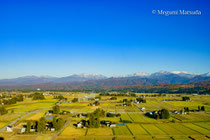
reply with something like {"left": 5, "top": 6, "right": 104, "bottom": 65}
{"left": 16, "top": 94, "right": 24, "bottom": 101}
{"left": 53, "top": 105, "right": 60, "bottom": 114}
{"left": 57, "top": 118, "right": 65, "bottom": 130}
{"left": 72, "top": 98, "right": 78, "bottom": 103}
{"left": 32, "top": 93, "right": 45, "bottom": 100}
{"left": 158, "top": 109, "right": 170, "bottom": 119}
{"left": 201, "top": 106, "right": 205, "bottom": 111}
{"left": 38, "top": 117, "right": 46, "bottom": 132}
{"left": 123, "top": 99, "right": 128, "bottom": 103}
{"left": 89, "top": 113, "right": 100, "bottom": 128}
{"left": 184, "top": 107, "right": 189, "bottom": 112}
{"left": 89, "top": 113, "right": 95, "bottom": 128}
{"left": 88, "top": 109, "right": 105, "bottom": 128}
{"left": 0, "top": 105, "right": 7, "bottom": 115}
{"left": 53, "top": 117, "right": 65, "bottom": 130}
{"left": 53, "top": 117, "right": 58, "bottom": 130}
{"left": 26, "top": 120, "right": 31, "bottom": 133}
{"left": 93, "top": 108, "right": 105, "bottom": 117}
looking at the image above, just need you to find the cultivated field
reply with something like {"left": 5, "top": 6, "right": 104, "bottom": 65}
{"left": 0, "top": 92, "right": 210, "bottom": 140}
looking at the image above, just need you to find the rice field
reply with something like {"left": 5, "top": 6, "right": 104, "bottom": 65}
{"left": 193, "top": 122, "right": 210, "bottom": 130}
{"left": 141, "top": 124, "right": 167, "bottom": 135}
{"left": 1, "top": 92, "right": 210, "bottom": 140}
{"left": 168, "top": 123, "right": 200, "bottom": 135}
{"left": 127, "top": 124, "right": 149, "bottom": 135}
{"left": 112, "top": 126, "right": 132, "bottom": 136}
{"left": 60, "top": 126, "right": 86, "bottom": 136}
{"left": 0, "top": 122, "right": 8, "bottom": 129}
{"left": 86, "top": 128, "right": 113, "bottom": 136}
{"left": 24, "top": 113, "right": 45, "bottom": 120}
{"left": 155, "top": 124, "right": 184, "bottom": 135}
{"left": 172, "top": 112, "right": 210, "bottom": 122}
{"left": 120, "top": 113, "right": 132, "bottom": 122}
{"left": 182, "top": 123, "right": 210, "bottom": 135}
{"left": 127, "top": 113, "right": 157, "bottom": 123}
{"left": 6, "top": 101, "right": 55, "bottom": 113}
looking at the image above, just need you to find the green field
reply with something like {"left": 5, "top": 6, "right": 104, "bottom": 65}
{"left": 168, "top": 123, "right": 200, "bottom": 135}
{"left": 1, "top": 92, "right": 210, "bottom": 140}
{"left": 113, "top": 126, "right": 132, "bottom": 136}
{"left": 141, "top": 124, "right": 167, "bottom": 135}
{"left": 127, "top": 124, "right": 149, "bottom": 135}
{"left": 87, "top": 128, "right": 113, "bottom": 136}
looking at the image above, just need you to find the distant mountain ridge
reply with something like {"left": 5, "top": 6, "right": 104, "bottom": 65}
{"left": 0, "top": 71, "right": 209, "bottom": 88}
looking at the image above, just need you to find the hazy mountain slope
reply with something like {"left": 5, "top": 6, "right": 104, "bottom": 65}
{"left": 0, "top": 71, "right": 209, "bottom": 88}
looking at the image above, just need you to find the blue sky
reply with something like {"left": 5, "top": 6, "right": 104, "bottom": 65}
{"left": 0, "top": 0, "right": 210, "bottom": 78}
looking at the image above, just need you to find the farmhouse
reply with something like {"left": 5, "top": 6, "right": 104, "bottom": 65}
{"left": 45, "top": 110, "right": 53, "bottom": 115}
{"left": 75, "top": 120, "right": 89, "bottom": 128}
{"left": 140, "top": 107, "right": 145, "bottom": 110}
{"left": 133, "top": 100, "right": 140, "bottom": 104}
{"left": 61, "top": 110, "right": 69, "bottom": 115}
{"left": 100, "top": 120, "right": 116, "bottom": 127}
{"left": 75, "top": 113, "right": 88, "bottom": 118}
{"left": 46, "top": 122, "right": 55, "bottom": 131}
{"left": 20, "top": 127, "right": 26, "bottom": 133}
{"left": 6, "top": 125, "right": 13, "bottom": 132}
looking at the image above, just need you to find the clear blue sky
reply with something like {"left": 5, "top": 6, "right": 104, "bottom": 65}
{"left": 0, "top": 0, "right": 210, "bottom": 78}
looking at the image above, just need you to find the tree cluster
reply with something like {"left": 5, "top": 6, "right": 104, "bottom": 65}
{"left": 0, "top": 94, "right": 24, "bottom": 105}
{"left": 32, "top": 93, "right": 45, "bottom": 100}
{"left": 88, "top": 109, "right": 105, "bottom": 128}
{"left": 53, "top": 117, "right": 65, "bottom": 131}
{"left": 136, "top": 97, "right": 146, "bottom": 103}
{"left": 130, "top": 93, "right": 136, "bottom": 97}
{"left": 122, "top": 99, "right": 132, "bottom": 106}
{"left": 182, "top": 96, "right": 190, "bottom": 101}
{"left": 72, "top": 98, "right": 78, "bottom": 103}
{"left": 106, "top": 112, "right": 121, "bottom": 117}
{"left": 157, "top": 109, "right": 170, "bottom": 119}
{"left": 110, "top": 97, "right": 117, "bottom": 100}
{"left": 184, "top": 106, "right": 205, "bottom": 112}
{"left": 146, "top": 109, "right": 170, "bottom": 119}
{"left": 89, "top": 113, "right": 100, "bottom": 128}
{"left": 54, "top": 95, "right": 66, "bottom": 100}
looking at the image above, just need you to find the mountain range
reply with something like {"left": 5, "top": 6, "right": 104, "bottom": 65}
{"left": 0, "top": 71, "right": 209, "bottom": 89}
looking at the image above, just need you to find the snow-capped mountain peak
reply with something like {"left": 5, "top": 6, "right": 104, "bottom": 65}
{"left": 171, "top": 71, "right": 200, "bottom": 78}
{"left": 76, "top": 73, "right": 106, "bottom": 78}
{"left": 158, "top": 70, "right": 170, "bottom": 74}
{"left": 203, "top": 72, "right": 210, "bottom": 77}
{"left": 171, "top": 71, "right": 199, "bottom": 75}
{"left": 128, "top": 72, "right": 150, "bottom": 77}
